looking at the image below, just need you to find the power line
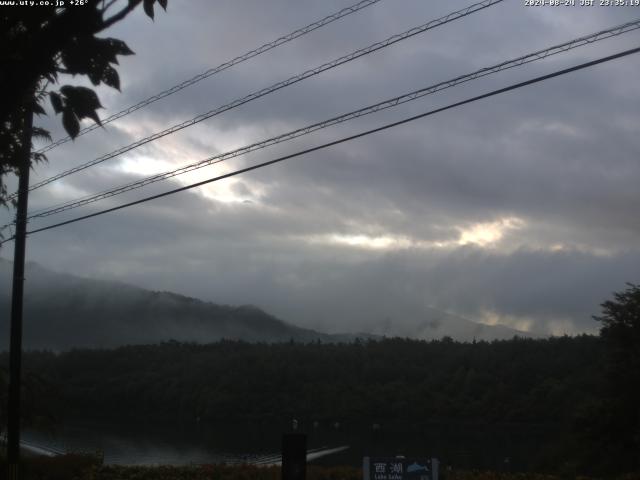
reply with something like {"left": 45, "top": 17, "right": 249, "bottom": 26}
{"left": 35, "top": 0, "right": 384, "bottom": 154}
{"left": 2, "top": 45, "right": 635, "bottom": 245}
{"left": 14, "top": 0, "right": 504, "bottom": 199}
{"left": 25, "top": 18, "right": 640, "bottom": 220}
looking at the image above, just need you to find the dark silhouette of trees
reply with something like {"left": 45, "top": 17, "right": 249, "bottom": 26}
{"left": 4, "top": 334, "right": 637, "bottom": 474}
{"left": 4, "top": 336, "right": 602, "bottom": 429}
{"left": 0, "top": 0, "right": 168, "bottom": 208}
{"left": 593, "top": 283, "right": 640, "bottom": 471}
{"left": 0, "top": 365, "right": 54, "bottom": 439}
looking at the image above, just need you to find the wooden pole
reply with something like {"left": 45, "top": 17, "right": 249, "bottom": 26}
{"left": 7, "top": 100, "right": 33, "bottom": 480}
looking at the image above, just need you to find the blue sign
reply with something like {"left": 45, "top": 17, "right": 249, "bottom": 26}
{"left": 363, "top": 457, "right": 438, "bottom": 480}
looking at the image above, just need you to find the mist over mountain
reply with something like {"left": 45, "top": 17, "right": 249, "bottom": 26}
{"left": 0, "top": 260, "right": 341, "bottom": 350}
{"left": 0, "top": 259, "right": 529, "bottom": 350}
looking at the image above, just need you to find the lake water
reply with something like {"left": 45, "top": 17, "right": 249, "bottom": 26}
{"left": 22, "top": 420, "right": 351, "bottom": 466}
{"left": 24, "top": 423, "right": 272, "bottom": 465}
{"left": 22, "top": 419, "right": 556, "bottom": 469}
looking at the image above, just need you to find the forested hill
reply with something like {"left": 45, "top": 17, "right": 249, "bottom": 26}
{"left": 0, "top": 260, "right": 365, "bottom": 349}
{"left": 14, "top": 336, "right": 602, "bottom": 426}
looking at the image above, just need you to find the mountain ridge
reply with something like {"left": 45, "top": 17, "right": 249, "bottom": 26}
{"left": 0, "top": 259, "right": 531, "bottom": 350}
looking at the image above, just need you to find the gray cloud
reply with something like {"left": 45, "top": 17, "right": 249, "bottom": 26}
{"left": 2, "top": 0, "right": 639, "bottom": 339}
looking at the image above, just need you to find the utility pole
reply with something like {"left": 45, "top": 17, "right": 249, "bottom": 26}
{"left": 7, "top": 98, "right": 34, "bottom": 480}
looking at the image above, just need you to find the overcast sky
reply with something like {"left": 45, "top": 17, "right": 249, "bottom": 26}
{"left": 2, "top": 0, "right": 640, "bottom": 336}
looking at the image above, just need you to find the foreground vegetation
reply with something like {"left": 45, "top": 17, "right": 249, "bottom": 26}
{"left": 4, "top": 453, "right": 358, "bottom": 480}
{"left": 1, "top": 453, "right": 639, "bottom": 480}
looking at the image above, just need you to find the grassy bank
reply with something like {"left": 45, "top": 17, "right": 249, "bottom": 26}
{"left": 1, "top": 454, "right": 360, "bottom": 480}
{"left": 2, "top": 454, "right": 639, "bottom": 480}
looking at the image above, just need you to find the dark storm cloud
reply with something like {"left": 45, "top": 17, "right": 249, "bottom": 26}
{"left": 3, "top": 0, "right": 640, "bottom": 337}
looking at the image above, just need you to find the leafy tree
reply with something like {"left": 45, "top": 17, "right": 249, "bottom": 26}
{"left": 0, "top": 366, "right": 54, "bottom": 439}
{"left": 0, "top": 2, "right": 170, "bottom": 471}
{"left": 593, "top": 283, "right": 640, "bottom": 469}
{"left": 0, "top": 0, "right": 168, "bottom": 209}
{"left": 597, "top": 283, "right": 640, "bottom": 348}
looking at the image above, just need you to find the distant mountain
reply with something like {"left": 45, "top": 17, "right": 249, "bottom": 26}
{"left": 0, "top": 260, "right": 363, "bottom": 350}
{"left": 0, "top": 259, "right": 530, "bottom": 350}
{"left": 368, "top": 308, "right": 535, "bottom": 342}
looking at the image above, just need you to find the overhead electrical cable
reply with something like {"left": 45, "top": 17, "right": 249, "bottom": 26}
{"left": 12, "top": 0, "right": 504, "bottom": 200}
{"left": 25, "top": 18, "right": 640, "bottom": 220}
{"left": 0, "top": 45, "right": 635, "bottom": 246}
{"left": 35, "top": 0, "right": 385, "bottom": 154}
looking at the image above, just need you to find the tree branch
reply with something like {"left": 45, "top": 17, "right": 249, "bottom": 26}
{"left": 102, "top": 1, "right": 140, "bottom": 29}
{"left": 101, "top": 0, "right": 119, "bottom": 14}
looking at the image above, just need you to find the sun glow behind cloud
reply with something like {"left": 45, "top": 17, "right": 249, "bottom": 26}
{"left": 305, "top": 217, "right": 527, "bottom": 252}
{"left": 457, "top": 217, "right": 525, "bottom": 247}
{"left": 197, "top": 179, "right": 263, "bottom": 204}
{"left": 116, "top": 152, "right": 263, "bottom": 205}
{"left": 117, "top": 155, "right": 175, "bottom": 177}
{"left": 478, "top": 310, "right": 535, "bottom": 333}
{"left": 108, "top": 119, "right": 276, "bottom": 205}
{"left": 327, "top": 234, "right": 413, "bottom": 250}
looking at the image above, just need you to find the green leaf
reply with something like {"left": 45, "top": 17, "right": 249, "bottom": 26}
{"left": 32, "top": 127, "right": 52, "bottom": 142}
{"left": 45, "top": 72, "right": 58, "bottom": 84}
{"left": 60, "top": 86, "right": 103, "bottom": 126}
{"left": 30, "top": 151, "right": 48, "bottom": 164}
{"left": 59, "top": 85, "right": 74, "bottom": 96}
{"left": 84, "top": 109, "right": 102, "bottom": 127}
{"left": 102, "top": 65, "right": 120, "bottom": 91}
{"left": 32, "top": 102, "right": 46, "bottom": 116}
{"left": 60, "top": 86, "right": 103, "bottom": 112}
{"left": 87, "top": 68, "right": 102, "bottom": 86}
{"left": 105, "top": 38, "right": 134, "bottom": 56}
{"left": 60, "top": 37, "right": 94, "bottom": 74}
{"left": 143, "top": 0, "right": 154, "bottom": 19}
{"left": 60, "top": 37, "right": 129, "bottom": 88}
{"left": 62, "top": 108, "right": 80, "bottom": 139}
{"left": 50, "top": 92, "right": 63, "bottom": 114}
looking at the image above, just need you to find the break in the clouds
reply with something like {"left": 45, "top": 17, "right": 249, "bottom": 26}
{"left": 2, "top": 0, "right": 640, "bottom": 338}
